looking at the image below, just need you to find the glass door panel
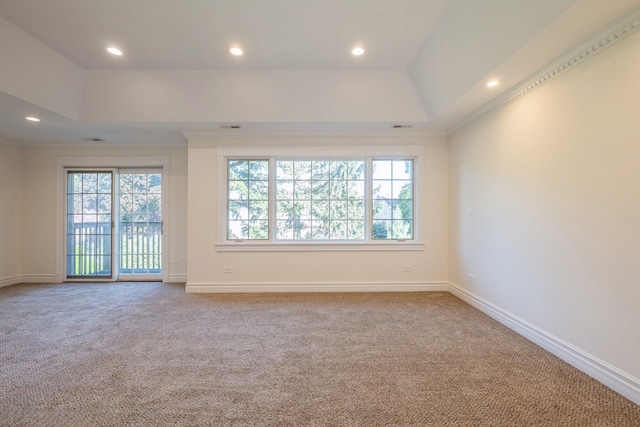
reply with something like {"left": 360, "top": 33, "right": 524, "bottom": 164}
{"left": 118, "top": 170, "right": 162, "bottom": 278}
{"left": 66, "top": 171, "right": 113, "bottom": 278}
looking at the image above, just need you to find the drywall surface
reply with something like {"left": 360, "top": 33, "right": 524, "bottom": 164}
{"left": 20, "top": 144, "right": 188, "bottom": 283}
{"left": 186, "top": 134, "right": 449, "bottom": 291}
{"left": 449, "top": 31, "right": 640, "bottom": 379}
{"left": 0, "top": 142, "right": 23, "bottom": 286}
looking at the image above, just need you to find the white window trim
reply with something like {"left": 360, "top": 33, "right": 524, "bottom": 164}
{"left": 216, "top": 145, "right": 424, "bottom": 252}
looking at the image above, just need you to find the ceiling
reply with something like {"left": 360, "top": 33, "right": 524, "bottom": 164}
{"left": 0, "top": 0, "right": 639, "bottom": 145}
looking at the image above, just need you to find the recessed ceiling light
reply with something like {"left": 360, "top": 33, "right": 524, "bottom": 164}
{"left": 24, "top": 116, "right": 40, "bottom": 122}
{"left": 230, "top": 47, "right": 243, "bottom": 56}
{"left": 351, "top": 47, "right": 365, "bottom": 56}
{"left": 487, "top": 80, "right": 499, "bottom": 87}
{"left": 107, "top": 47, "right": 123, "bottom": 56}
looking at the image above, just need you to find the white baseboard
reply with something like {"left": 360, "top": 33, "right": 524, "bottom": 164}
{"left": 448, "top": 282, "right": 640, "bottom": 406}
{"left": 20, "top": 274, "right": 57, "bottom": 284}
{"left": 167, "top": 274, "right": 187, "bottom": 284}
{"left": 186, "top": 281, "right": 449, "bottom": 293}
{"left": 0, "top": 275, "right": 22, "bottom": 288}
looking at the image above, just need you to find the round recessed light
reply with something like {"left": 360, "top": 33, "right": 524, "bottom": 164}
{"left": 487, "top": 80, "right": 499, "bottom": 87}
{"left": 107, "top": 47, "right": 123, "bottom": 56}
{"left": 24, "top": 116, "right": 40, "bottom": 122}
{"left": 230, "top": 47, "right": 243, "bottom": 56}
{"left": 351, "top": 47, "right": 365, "bottom": 56}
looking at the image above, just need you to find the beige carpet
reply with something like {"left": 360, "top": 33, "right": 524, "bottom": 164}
{"left": 1, "top": 282, "right": 638, "bottom": 426}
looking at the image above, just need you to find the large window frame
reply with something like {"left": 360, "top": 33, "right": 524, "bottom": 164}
{"left": 216, "top": 145, "right": 424, "bottom": 252}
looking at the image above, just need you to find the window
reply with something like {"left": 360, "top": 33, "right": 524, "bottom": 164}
{"left": 275, "top": 160, "right": 365, "bottom": 240}
{"left": 227, "top": 160, "right": 269, "bottom": 240}
{"left": 372, "top": 160, "right": 413, "bottom": 240}
{"left": 219, "top": 146, "right": 422, "bottom": 249}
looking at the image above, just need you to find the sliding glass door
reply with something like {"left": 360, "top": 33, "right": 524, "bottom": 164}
{"left": 65, "top": 168, "right": 163, "bottom": 280}
{"left": 117, "top": 170, "right": 162, "bottom": 280}
{"left": 66, "top": 171, "right": 113, "bottom": 278}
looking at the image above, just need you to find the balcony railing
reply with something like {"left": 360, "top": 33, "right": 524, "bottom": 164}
{"left": 66, "top": 221, "right": 162, "bottom": 277}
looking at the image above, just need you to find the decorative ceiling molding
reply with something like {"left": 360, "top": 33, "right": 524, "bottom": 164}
{"left": 452, "top": 5, "right": 640, "bottom": 135}
{"left": 182, "top": 131, "right": 448, "bottom": 143}
{"left": 0, "top": 136, "right": 23, "bottom": 148}
{"left": 21, "top": 141, "right": 187, "bottom": 151}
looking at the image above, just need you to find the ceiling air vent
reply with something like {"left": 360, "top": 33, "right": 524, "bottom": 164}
{"left": 220, "top": 124, "right": 241, "bottom": 129}
{"left": 392, "top": 124, "right": 413, "bottom": 129}
{"left": 82, "top": 137, "right": 105, "bottom": 142}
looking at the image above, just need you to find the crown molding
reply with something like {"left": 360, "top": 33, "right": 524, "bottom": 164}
{"left": 0, "top": 136, "right": 23, "bottom": 148}
{"left": 452, "top": 5, "right": 640, "bottom": 134}
{"left": 183, "top": 131, "right": 447, "bottom": 143}
{"left": 21, "top": 141, "right": 186, "bottom": 151}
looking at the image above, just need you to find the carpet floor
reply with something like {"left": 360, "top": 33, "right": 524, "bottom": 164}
{"left": 1, "top": 282, "right": 639, "bottom": 426}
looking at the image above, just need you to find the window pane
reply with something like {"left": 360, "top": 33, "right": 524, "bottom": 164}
{"left": 249, "top": 180, "right": 269, "bottom": 200}
{"left": 294, "top": 201, "right": 311, "bottom": 220}
{"left": 330, "top": 161, "right": 347, "bottom": 180}
{"left": 228, "top": 160, "right": 248, "bottom": 180}
{"left": 276, "top": 221, "right": 294, "bottom": 239}
{"left": 348, "top": 200, "right": 365, "bottom": 220}
{"left": 373, "top": 181, "right": 392, "bottom": 200}
{"left": 83, "top": 174, "right": 97, "bottom": 193}
{"left": 348, "top": 220, "right": 365, "bottom": 239}
{"left": 249, "top": 200, "right": 269, "bottom": 220}
{"left": 347, "top": 161, "right": 365, "bottom": 180}
{"left": 330, "top": 200, "right": 347, "bottom": 220}
{"left": 372, "top": 161, "right": 392, "bottom": 180}
{"left": 229, "top": 201, "right": 248, "bottom": 220}
{"left": 277, "top": 161, "right": 293, "bottom": 179}
{"left": 330, "top": 181, "right": 348, "bottom": 199}
{"left": 248, "top": 161, "right": 269, "bottom": 180}
{"left": 277, "top": 180, "right": 294, "bottom": 199}
{"left": 293, "top": 181, "right": 312, "bottom": 199}
{"left": 275, "top": 159, "right": 365, "bottom": 241}
{"left": 393, "top": 181, "right": 411, "bottom": 199}
{"left": 311, "top": 200, "right": 329, "bottom": 220}
{"left": 372, "top": 159, "right": 413, "bottom": 240}
{"left": 227, "top": 159, "right": 269, "bottom": 240}
{"left": 311, "top": 220, "right": 330, "bottom": 239}
{"left": 228, "top": 220, "right": 249, "bottom": 239}
{"left": 312, "top": 161, "right": 330, "bottom": 179}
{"left": 330, "top": 221, "right": 347, "bottom": 239}
{"left": 248, "top": 220, "right": 268, "bottom": 239}
{"left": 229, "top": 180, "right": 249, "bottom": 200}
{"left": 312, "top": 180, "right": 330, "bottom": 199}
{"left": 293, "top": 161, "right": 312, "bottom": 180}
{"left": 277, "top": 201, "right": 293, "bottom": 219}
{"left": 393, "top": 160, "right": 412, "bottom": 180}
{"left": 348, "top": 181, "right": 365, "bottom": 199}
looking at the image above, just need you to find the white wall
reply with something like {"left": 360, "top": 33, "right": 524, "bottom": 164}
{"left": 0, "top": 142, "right": 23, "bottom": 287}
{"left": 81, "top": 70, "right": 428, "bottom": 123}
{"left": 449, "top": 30, "right": 640, "bottom": 383}
{"left": 0, "top": 16, "right": 83, "bottom": 120}
{"left": 20, "top": 144, "right": 188, "bottom": 283}
{"left": 186, "top": 135, "right": 449, "bottom": 292}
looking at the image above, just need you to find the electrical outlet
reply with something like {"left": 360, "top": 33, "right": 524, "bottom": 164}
{"left": 402, "top": 265, "right": 412, "bottom": 272}
{"left": 467, "top": 274, "right": 475, "bottom": 284}
{"left": 223, "top": 267, "right": 232, "bottom": 273}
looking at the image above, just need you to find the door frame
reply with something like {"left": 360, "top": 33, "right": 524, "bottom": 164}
{"left": 56, "top": 157, "right": 170, "bottom": 283}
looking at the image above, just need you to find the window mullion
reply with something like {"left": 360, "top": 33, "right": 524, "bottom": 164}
{"left": 268, "top": 157, "right": 276, "bottom": 242}
{"left": 365, "top": 157, "right": 373, "bottom": 243}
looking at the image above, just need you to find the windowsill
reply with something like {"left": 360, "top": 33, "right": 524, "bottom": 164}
{"left": 215, "top": 241, "right": 425, "bottom": 252}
